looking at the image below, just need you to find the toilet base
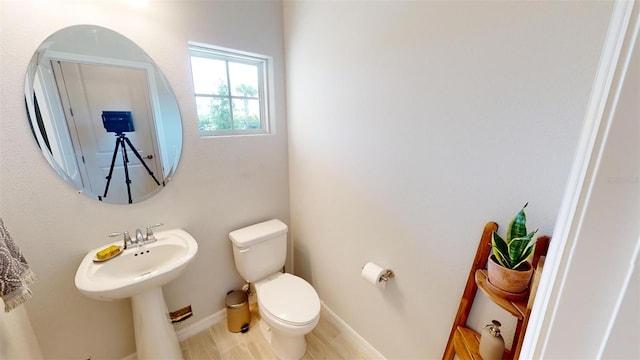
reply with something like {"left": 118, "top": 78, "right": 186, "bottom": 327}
{"left": 260, "top": 319, "right": 307, "bottom": 360}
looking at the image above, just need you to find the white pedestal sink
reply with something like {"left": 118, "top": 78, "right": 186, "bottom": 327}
{"left": 75, "top": 229, "right": 198, "bottom": 359}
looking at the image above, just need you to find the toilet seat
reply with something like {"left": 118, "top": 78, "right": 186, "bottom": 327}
{"left": 258, "top": 273, "right": 320, "bottom": 326}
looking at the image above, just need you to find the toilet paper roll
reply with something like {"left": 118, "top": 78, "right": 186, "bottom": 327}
{"left": 361, "top": 262, "right": 387, "bottom": 289}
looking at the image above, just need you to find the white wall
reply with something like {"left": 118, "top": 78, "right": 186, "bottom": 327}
{"left": 284, "top": 1, "right": 613, "bottom": 358}
{"left": 0, "top": 1, "right": 288, "bottom": 359}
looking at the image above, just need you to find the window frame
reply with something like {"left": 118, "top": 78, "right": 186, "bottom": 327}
{"left": 188, "top": 42, "right": 272, "bottom": 137}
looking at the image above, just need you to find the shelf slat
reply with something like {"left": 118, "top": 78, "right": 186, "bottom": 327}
{"left": 453, "top": 326, "right": 482, "bottom": 360}
{"left": 475, "top": 270, "right": 527, "bottom": 319}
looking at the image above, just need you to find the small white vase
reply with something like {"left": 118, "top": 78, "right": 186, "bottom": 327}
{"left": 479, "top": 320, "right": 505, "bottom": 360}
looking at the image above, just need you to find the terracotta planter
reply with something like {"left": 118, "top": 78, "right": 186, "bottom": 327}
{"left": 487, "top": 255, "right": 533, "bottom": 294}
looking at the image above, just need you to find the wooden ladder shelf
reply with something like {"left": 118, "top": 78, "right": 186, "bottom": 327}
{"left": 442, "top": 222, "right": 550, "bottom": 360}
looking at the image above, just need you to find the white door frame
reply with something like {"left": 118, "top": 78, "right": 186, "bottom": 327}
{"left": 521, "top": 1, "right": 639, "bottom": 358}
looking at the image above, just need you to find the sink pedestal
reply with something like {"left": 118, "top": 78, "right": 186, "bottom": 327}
{"left": 131, "top": 287, "right": 182, "bottom": 359}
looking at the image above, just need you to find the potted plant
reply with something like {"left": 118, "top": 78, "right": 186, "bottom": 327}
{"left": 487, "top": 203, "right": 538, "bottom": 296}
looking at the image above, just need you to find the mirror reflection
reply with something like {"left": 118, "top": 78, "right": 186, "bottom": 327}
{"left": 25, "top": 25, "right": 182, "bottom": 204}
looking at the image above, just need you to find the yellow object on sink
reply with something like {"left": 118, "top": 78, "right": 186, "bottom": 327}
{"left": 96, "top": 245, "right": 121, "bottom": 261}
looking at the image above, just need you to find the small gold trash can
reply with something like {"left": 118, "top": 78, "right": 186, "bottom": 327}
{"left": 225, "top": 290, "right": 250, "bottom": 333}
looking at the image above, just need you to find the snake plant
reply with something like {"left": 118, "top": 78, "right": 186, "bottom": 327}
{"left": 491, "top": 203, "right": 538, "bottom": 270}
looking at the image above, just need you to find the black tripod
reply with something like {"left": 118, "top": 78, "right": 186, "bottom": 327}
{"left": 101, "top": 132, "right": 160, "bottom": 204}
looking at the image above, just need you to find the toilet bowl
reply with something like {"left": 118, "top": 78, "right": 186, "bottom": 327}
{"left": 255, "top": 273, "right": 320, "bottom": 359}
{"left": 229, "top": 219, "right": 321, "bottom": 360}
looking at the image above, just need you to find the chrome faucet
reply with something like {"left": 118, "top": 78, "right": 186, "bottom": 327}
{"left": 109, "top": 223, "right": 164, "bottom": 250}
{"left": 135, "top": 229, "right": 145, "bottom": 244}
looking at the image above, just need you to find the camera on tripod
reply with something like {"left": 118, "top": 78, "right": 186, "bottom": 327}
{"left": 102, "top": 111, "right": 135, "bottom": 134}
{"left": 100, "top": 111, "right": 160, "bottom": 204}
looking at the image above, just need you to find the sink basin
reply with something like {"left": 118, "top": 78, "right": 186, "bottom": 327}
{"left": 75, "top": 228, "right": 198, "bottom": 300}
{"left": 75, "top": 228, "right": 198, "bottom": 359}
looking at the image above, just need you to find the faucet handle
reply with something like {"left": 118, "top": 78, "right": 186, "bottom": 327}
{"left": 145, "top": 223, "right": 164, "bottom": 242}
{"left": 110, "top": 231, "right": 133, "bottom": 249}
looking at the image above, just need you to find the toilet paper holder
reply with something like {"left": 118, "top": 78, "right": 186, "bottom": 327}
{"left": 362, "top": 262, "right": 395, "bottom": 283}
{"left": 380, "top": 269, "right": 395, "bottom": 282}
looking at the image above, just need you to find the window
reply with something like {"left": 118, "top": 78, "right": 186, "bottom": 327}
{"left": 188, "top": 42, "right": 271, "bottom": 136}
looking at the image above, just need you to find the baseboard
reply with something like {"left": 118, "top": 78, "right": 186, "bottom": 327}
{"left": 175, "top": 308, "right": 227, "bottom": 342}
{"left": 320, "top": 301, "right": 387, "bottom": 360}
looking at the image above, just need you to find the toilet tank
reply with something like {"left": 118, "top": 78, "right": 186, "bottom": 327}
{"left": 229, "top": 219, "right": 288, "bottom": 283}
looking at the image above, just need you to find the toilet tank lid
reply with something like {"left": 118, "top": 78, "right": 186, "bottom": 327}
{"left": 229, "top": 219, "right": 288, "bottom": 247}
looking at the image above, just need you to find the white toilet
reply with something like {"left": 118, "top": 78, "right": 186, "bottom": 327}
{"left": 229, "top": 219, "right": 320, "bottom": 360}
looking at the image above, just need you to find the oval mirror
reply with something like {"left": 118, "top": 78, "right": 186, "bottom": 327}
{"left": 24, "top": 25, "right": 182, "bottom": 204}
